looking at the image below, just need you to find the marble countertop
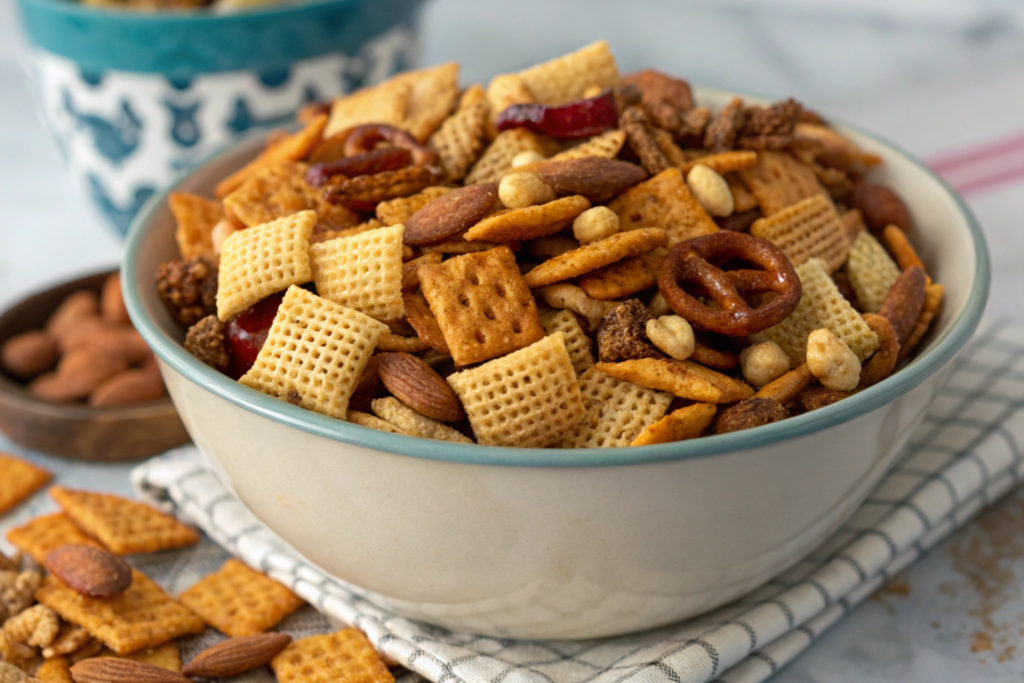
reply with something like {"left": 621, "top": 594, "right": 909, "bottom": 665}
{"left": 2, "top": 1, "right": 1024, "bottom": 680}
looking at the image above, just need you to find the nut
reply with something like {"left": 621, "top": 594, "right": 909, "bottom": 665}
{"left": 686, "top": 164, "right": 734, "bottom": 217}
{"left": 597, "top": 299, "right": 663, "bottom": 363}
{"left": 44, "top": 545, "right": 133, "bottom": 598}
{"left": 403, "top": 183, "right": 498, "bottom": 246}
{"left": 537, "top": 284, "right": 619, "bottom": 332}
{"left": 572, "top": 206, "right": 620, "bottom": 245}
{"left": 512, "top": 150, "right": 546, "bottom": 168}
{"left": 645, "top": 315, "right": 695, "bottom": 361}
{"left": 713, "top": 397, "right": 789, "bottom": 434}
{"left": 878, "top": 265, "right": 927, "bottom": 346}
{"left": 1, "top": 331, "right": 58, "bottom": 381}
{"left": 534, "top": 157, "right": 648, "bottom": 203}
{"left": 3, "top": 604, "right": 59, "bottom": 648}
{"left": 100, "top": 273, "right": 130, "bottom": 326}
{"left": 45, "top": 291, "right": 99, "bottom": 342}
{"left": 376, "top": 352, "right": 465, "bottom": 422}
{"left": 849, "top": 181, "right": 911, "bottom": 231}
{"left": 647, "top": 291, "right": 671, "bottom": 317}
{"left": 210, "top": 218, "right": 242, "bottom": 254}
{"left": 89, "top": 367, "right": 167, "bottom": 408}
{"left": 324, "top": 165, "right": 443, "bottom": 211}
{"left": 498, "top": 172, "right": 556, "bottom": 209}
{"left": 70, "top": 657, "right": 192, "bottom": 683}
{"left": 806, "top": 328, "right": 861, "bottom": 391}
{"left": 29, "top": 346, "right": 129, "bottom": 402}
{"left": 182, "top": 633, "right": 293, "bottom": 678}
{"left": 793, "top": 385, "right": 852, "bottom": 413}
{"left": 740, "top": 341, "right": 791, "bottom": 388}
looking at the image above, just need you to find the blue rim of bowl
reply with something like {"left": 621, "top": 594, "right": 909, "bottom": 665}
{"left": 19, "top": 0, "right": 354, "bottom": 21}
{"left": 123, "top": 119, "right": 991, "bottom": 469}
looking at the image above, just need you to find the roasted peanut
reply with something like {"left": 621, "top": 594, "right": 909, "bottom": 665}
{"left": 572, "top": 206, "right": 620, "bottom": 244}
{"left": 806, "top": 328, "right": 861, "bottom": 391}
{"left": 1, "top": 331, "right": 58, "bottom": 380}
{"left": 740, "top": 341, "right": 791, "bottom": 388}
{"left": 645, "top": 315, "right": 695, "bottom": 360}
{"left": 686, "top": 164, "right": 734, "bottom": 217}
{"left": 647, "top": 291, "right": 671, "bottom": 317}
{"left": 498, "top": 172, "right": 556, "bottom": 209}
{"left": 211, "top": 218, "right": 242, "bottom": 254}
{"left": 512, "top": 150, "right": 546, "bottom": 168}
{"left": 100, "top": 273, "right": 130, "bottom": 326}
{"left": 537, "top": 284, "right": 620, "bottom": 332}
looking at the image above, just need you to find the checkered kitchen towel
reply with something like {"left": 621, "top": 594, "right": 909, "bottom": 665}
{"left": 132, "top": 321, "right": 1024, "bottom": 683}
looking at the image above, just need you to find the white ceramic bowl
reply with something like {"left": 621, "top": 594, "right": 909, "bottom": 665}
{"left": 123, "top": 88, "right": 989, "bottom": 640}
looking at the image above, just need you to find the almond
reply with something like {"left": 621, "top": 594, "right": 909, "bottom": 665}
{"left": 69, "top": 657, "right": 191, "bottom": 683}
{"left": 45, "top": 545, "right": 133, "bottom": 598}
{"left": 403, "top": 183, "right": 498, "bottom": 246}
{"left": 377, "top": 352, "right": 465, "bottom": 422}
{"left": 878, "top": 265, "right": 927, "bottom": 346}
{"left": 534, "top": 157, "right": 648, "bottom": 203}
{"left": 181, "top": 632, "right": 292, "bottom": 678}
{"left": 849, "top": 181, "right": 911, "bottom": 232}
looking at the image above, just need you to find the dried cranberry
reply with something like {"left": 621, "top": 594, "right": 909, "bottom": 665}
{"left": 224, "top": 292, "right": 284, "bottom": 379}
{"left": 496, "top": 90, "right": 619, "bottom": 138}
{"left": 305, "top": 147, "right": 412, "bottom": 187}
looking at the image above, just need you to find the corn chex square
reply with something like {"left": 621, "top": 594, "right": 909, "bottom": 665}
{"left": 429, "top": 101, "right": 490, "bottom": 182}
{"left": 447, "top": 333, "right": 585, "bottom": 448}
{"left": 738, "top": 151, "right": 826, "bottom": 216}
{"left": 6, "top": 512, "right": 104, "bottom": 564}
{"left": 240, "top": 286, "right": 388, "bottom": 419}
{"left": 49, "top": 486, "right": 198, "bottom": 555}
{"left": 516, "top": 40, "right": 620, "bottom": 105}
{"left": 216, "top": 210, "right": 315, "bottom": 321}
{"left": 418, "top": 246, "right": 545, "bottom": 366}
{"left": 750, "top": 194, "right": 851, "bottom": 273}
{"left": 0, "top": 453, "right": 50, "bottom": 516}
{"left": 465, "top": 128, "right": 560, "bottom": 185}
{"left": 846, "top": 232, "right": 902, "bottom": 313}
{"left": 309, "top": 224, "right": 406, "bottom": 322}
{"left": 563, "top": 367, "right": 673, "bottom": 448}
{"left": 540, "top": 310, "right": 594, "bottom": 375}
{"left": 607, "top": 169, "right": 719, "bottom": 246}
{"left": 36, "top": 571, "right": 205, "bottom": 655}
{"left": 751, "top": 258, "right": 879, "bottom": 364}
{"left": 178, "top": 559, "right": 304, "bottom": 637}
{"left": 549, "top": 130, "right": 626, "bottom": 162}
{"left": 271, "top": 628, "right": 394, "bottom": 683}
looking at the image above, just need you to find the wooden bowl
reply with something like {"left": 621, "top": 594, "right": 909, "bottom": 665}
{"left": 0, "top": 268, "right": 190, "bottom": 460}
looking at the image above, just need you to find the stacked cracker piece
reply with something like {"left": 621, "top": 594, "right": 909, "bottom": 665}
{"left": 0, "top": 457, "right": 396, "bottom": 683}
{"left": 159, "top": 40, "right": 943, "bottom": 450}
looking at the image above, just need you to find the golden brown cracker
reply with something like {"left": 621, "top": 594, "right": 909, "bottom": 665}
{"left": 577, "top": 247, "right": 667, "bottom": 301}
{"left": 725, "top": 172, "right": 758, "bottom": 213}
{"left": 310, "top": 218, "right": 385, "bottom": 245}
{"left": 680, "top": 150, "right": 757, "bottom": 176}
{"left": 523, "top": 228, "right": 668, "bottom": 288}
{"left": 224, "top": 162, "right": 359, "bottom": 231}
{"left": 35, "top": 656, "right": 73, "bottom": 683}
{"left": 629, "top": 403, "right": 717, "bottom": 446}
{"left": 401, "top": 252, "right": 443, "bottom": 292}
{"left": 271, "top": 628, "right": 394, "bottom": 683}
{"left": 738, "top": 151, "right": 825, "bottom": 216}
{"left": 607, "top": 169, "right": 719, "bottom": 245}
{"left": 216, "top": 114, "right": 327, "bottom": 198}
{"left": 403, "top": 292, "right": 450, "bottom": 354}
{"left": 516, "top": 40, "right": 619, "bottom": 105}
{"left": 6, "top": 513, "right": 103, "bottom": 564}
{"left": 464, "top": 195, "right": 590, "bottom": 243}
{"left": 486, "top": 73, "right": 536, "bottom": 124}
{"left": 882, "top": 224, "right": 926, "bottom": 276}
{"left": 753, "top": 363, "right": 813, "bottom": 404}
{"left": 394, "top": 63, "right": 461, "bottom": 142}
{"left": 595, "top": 359, "right": 754, "bottom": 403}
{"left": 168, "top": 192, "right": 223, "bottom": 260}
{"left": 0, "top": 454, "right": 50, "bottom": 517}
{"left": 376, "top": 333, "right": 430, "bottom": 354}
{"left": 101, "top": 642, "right": 181, "bottom": 672}
{"left": 324, "top": 79, "right": 412, "bottom": 139}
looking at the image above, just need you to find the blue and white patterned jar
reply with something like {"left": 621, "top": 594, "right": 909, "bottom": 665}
{"left": 16, "top": 0, "right": 425, "bottom": 236}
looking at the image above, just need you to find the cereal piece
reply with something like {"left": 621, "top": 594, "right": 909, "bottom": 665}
{"left": 168, "top": 192, "right": 222, "bottom": 260}
{"left": 5, "top": 514, "right": 103, "bottom": 564}
{"left": 309, "top": 224, "right": 405, "bottom": 322}
{"left": 447, "top": 333, "right": 584, "bottom": 448}
{"left": 565, "top": 367, "right": 672, "bottom": 448}
{"left": 577, "top": 248, "right": 666, "bottom": 301}
{"left": 540, "top": 310, "right": 594, "bottom": 375}
{"left": 419, "top": 246, "right": 544, "bottom": 366}
{"left": 240, "top": 286, "right": 388, "bottom": 420}
{"left": 224, "top": 162, "right": 359, "bottom": 231}
{"left": 324, "top": 166, "right": 443, "bottom": 210}
{"left": 548, "top": 129, "right": 627, "bottom": 162}
{"left": 402, "top": 292, "right": 450, "bottom": 354}
{"left": 347, "top": 411, "right": 407, "bottom": 435}
{"left": 596, "top": 299, "right": 661, "bottom": 363}
{"left": 376, "top": 187, "right": 452, "bottom": 226}
{"left": 516, "top": 40, "right": 619, "bottom": 106}
{"left": 35, "top": 656, "right": 73, "bottom": 683}
{"left": 419, "top": 236, "right": 510, "bottom": 255}
{"left": 537, "top": 284, "right": 619, "bottom": 332}
{"left": 0, "top": 662, "right": 32, "bottom": 682}
{"left": 898, "top": 283, "right": 944, "bottom": 362}
{"left": 738, "top": 151, "right": 825, "bottom": 216}
{"left": 650, "top": 127, "right": 688, "bottom": 167}
{"left": 739, "top": 341, "right": 791, "bottom": 388}
{"left": 498, "top": 172, "right": 556, "bottom": 209}
{"left": 595, "top": 358, "right": 754, "bottom": 403}
{"left": 430, "top": 102, "right": 490, "bottom": 181}
{"left": 4, "top": 604, "right": 59, "bottom": 648}
{"left": 370, "top": 398, "right": 472, "bottom": 444}
{"left": 686, "top": 164, "right": 734, "bottom": 217}
{"left": 49, "top": 487, "right": 198, "bottom": 555}
{"left": 882, "top": 224, "right": 926, "bottom": 275}
{"left": 101, "top": 642, "right": 181, "bottom": 672}
{"left": 324, "top": 79, "right": 411, "bottom": 140}
{"left": 271, "top": 628, "right": 394, "bottom": 683}
{"left": 36, "top": 571, "right": 204, "bottom": 655}
{"left": 860, "top": 313, "right": 899, "bottom": 387}
{"left": 846, "top": 231, "right": 901, "bottom": 312}
{"left": 572, "top": 206, "right": 620, "bottom": 245}
{"left": 216, "top": 210, "right": 315, "bottom": 321}
{"left": 42, "top": 624, "right": 90, "bottom": 660}
{"left": 396, "top": 63, "right": 461, "bottom": 142}
{"left": 750, "top": 194, "right": 851, "bottom": 272}
{"left": 751, "top": 258, "right": 879, "bottom": 363}
{"left": 607, "top": 169, "right": 719, "bottom": 245}
{"left": 465, "top": 129, "right": 560, "bottom": 185}
{"left": 0, "top": 454, "right": 50, "bottom": 517}
{"left": 726, "top": 172, "right": 758, "bottom": 213}
{"left": 523, "top": 228, "right": 668, "bottom": 288}
{"left": 630, "top": 403, "right": 717, "bottom": 446}
{"left": 713, "top": 397, "right": 789, "bottom": 435}
{"left": 486, "top": 73, "right": 536, "bottom": 124}
{"left": 401, "top": 253, "right": 442, "bottom": 292}
{"left": 526, "top": 235, "right": 579, "bottom": 260}
{"left": 216, "top": 114, "right": 327, "bottom": 198}
{"left": 645, "top": 315, "right": 695, "bottom": 361}
{"left": 178, "top": 559, "right": 303, "bottom": 638}
{"left": 67, "top": 637, "right": 102, "bottom": 664}
{"left": 753, "top": 363, "right": 812, "bottom": 404}
{"left": 465, "top": 195, "right": 590, "bottom": 243}
{"left": 806, "top": 329, "right": 861, "bottom": 391}
{"left": 680, "top": 150, "right": 757, "bottom": 176}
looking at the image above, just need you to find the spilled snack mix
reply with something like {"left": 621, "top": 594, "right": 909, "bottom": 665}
{"left": 158, "top": 41, "right": 944, "bottom": 447}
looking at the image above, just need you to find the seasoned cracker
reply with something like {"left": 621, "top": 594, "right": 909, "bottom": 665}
{"left": 564, "top": 367, "right": 673, "bottom": 448}
{"left": 178, "top": 559, "right": 303, "bottom": 637}
{"left": 846, "top": 232, "right": 901, "bottom": 313}
{"left": 0, "top": 453, "right": 50, "bottom": 517}
{"left": 607, "top": 169, "right": 718, "bottom": 245}
{"left": 882, "top": 224, "right": 926, "bottom": 275}
{"left": 898, "top": 283, "right": 944, "bottom": 361}
{"left": 224, "top": 162, "right": 359, "bottom": 230}
{"left": 447, "top": 333, "right": 585, "bottom": 448}
{"left": 271, "top": 628, "right": 394, "bottom": 683}
{"left": 595, "top": 358, "right": 754, "bottom": 403}
{"left": 523, "top": 228, "right": 668, "bottom": 288}
{"left": 401, "top": 252, "right": 443, "bottom": 292}
{"left": 35, "top": 656, "right": 73, "bottom": 683}
{"left": 680, "top": 150, "right": 757, "bottom": 176}
{"left": 726, "top": 172, "right": 758, "bottom": 213}
{"left": 49, "top": 486, "right": 198, "bottom": 555}
{"left": 168, "top": 192, "right": 223, "bottom": 260}
{"left": 540, "top": 309, "right": 594, "bottom": 375}
{"left": 419, "top": 246, "right": 544, "bottom": 366}
{"left": 240, "top": 286, "right": 388, "bottom": 420}
{"left": 216, "top": 114, "right": 327, "bottom": 198}
{"left": 464, "top": 195, "right": 590, "bottom": 242}
{"left": 578, "top": 247, "right": 667, "bottom": 301}
{"left": 465, "top": 128, "right": 560, "bottom": 185}
{"left": 376, "top": 333, "right": 429, "bottom": 353}
{"left": 370, "top": 397, "right": 472, "bottom": 443}
{"left": 6, "top": 513, "right": 103, "bottom": 564}
{"left": 516, "top": 40, "right": 619, "bottom": 105}
{"left": 376, "top": 187, "right": 452, "bottom": 226}
{"left": 429, "top": 101, "right": 489, "bottom": 181}
{"left": 36, "top": 571, "right": 204, "bottom": 655}
{"left": 324, "top": 79, "right": 412, "bottom": 139}
{"left": 403, "top": 292, "right": 450, "bottom": 354}
{"left": 738, "top": 151, "right": 825, "bottom": 216}
{"left": 548, "top": 130, "right": 626, "bottom": 162}
{"left": 393, "top": 62, "right": 461, "bottom": 142}
{"left": 347, "top": 410, "right": 407, "bottom": 435}
{"left": 751, "top": 258, "right": 879, "bottom": 363}
{"left": 216, "top": 210, "right": 315, "bottom": 321}
{"left": 42, "top": 624, "right": 91, "bottom": 659}
{"left": 630, "top": 402, "right": 717, "bottom": 446}
{"left": 101, "top": 642, "right": 181, "bottom": 672}
{"left": 419, "top": 236, "right": 509, "bottom": 255}
{"left": 750, "top": 194, "right": 851, "bottom": 272}
{"left": 309, "top": 224, "right": 405, "bottom": 322}
{"left": 753, "top": 363, "right": 812, "bottom": 404}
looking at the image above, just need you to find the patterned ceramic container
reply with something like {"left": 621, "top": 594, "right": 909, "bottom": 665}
{"left": 16, "top": 0, "right": 425, "bottom": 236}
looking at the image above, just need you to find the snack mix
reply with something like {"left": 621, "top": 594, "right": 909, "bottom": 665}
{"left": 158, "top": 41, "right": 944, "bottom": 449}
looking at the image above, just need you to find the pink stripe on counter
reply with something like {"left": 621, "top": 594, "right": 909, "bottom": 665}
{"left": 928, "top": 133, "right": 1024, "bottom": 174}
{"left": 950, "top": 162, "right": 1024, "bottom": 196}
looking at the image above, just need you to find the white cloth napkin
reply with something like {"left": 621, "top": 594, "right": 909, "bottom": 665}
{"left": 132, "top": 321, "right": 1024, "bottom": 683}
